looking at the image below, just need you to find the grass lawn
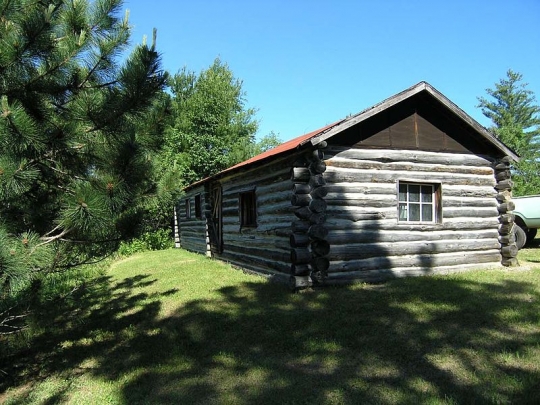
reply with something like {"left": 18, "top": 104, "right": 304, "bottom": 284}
{"left": 1, "top": 246, "right": 540, "bottom": 404}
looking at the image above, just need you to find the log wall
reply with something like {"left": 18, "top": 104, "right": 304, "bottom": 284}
{"left": 216, "top": 158, "right": 295, "bottom": 282}
{"left": 177, "top": 185, "right": 209, "bottom": 255}
{"left": 322, "top": 147, "right": 503, "bottom": 284}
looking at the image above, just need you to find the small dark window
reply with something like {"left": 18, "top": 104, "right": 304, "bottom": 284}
{"left": 185, "top": 198, "right": 191, "bottom": 219}
{"left": 240, "top": 190, "right": 257, "bottom": 227}
{"left": 398, "top": 182, "right": 441, "bottom": 223}
{"left": 195, "top": 194, "right": 202, "bottom": 219}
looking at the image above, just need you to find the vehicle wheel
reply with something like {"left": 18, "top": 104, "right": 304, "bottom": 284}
{"left": 526, "top": 229, "right": 537, "bottom": 246}
{"left": 514, "top": 224, "right": 527, "bottom": 250}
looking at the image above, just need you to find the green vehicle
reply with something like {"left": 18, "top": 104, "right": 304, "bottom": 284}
{"left": 513, "top": 195, "right": 540, "bottom": 249}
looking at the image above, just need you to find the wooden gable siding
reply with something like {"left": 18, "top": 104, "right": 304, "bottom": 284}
{"left": 322, "top": 146, "right": 501, "bottom": 284}
{"left": 331, "top": 94, "right": 502, "bottom": 157}
{"left": 177, "top": 185, "right": 208, "bottom": 255}
{"left": 215, "top": 156, "right": 296, "bottom": 280}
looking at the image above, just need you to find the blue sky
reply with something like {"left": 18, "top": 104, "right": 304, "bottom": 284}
{"left": 123, "top": 0, "right": 540, "bottom": 142}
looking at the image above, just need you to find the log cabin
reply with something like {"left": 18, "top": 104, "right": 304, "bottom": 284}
{"left": 175, "top": 82, "right": 519, "bottom": 289}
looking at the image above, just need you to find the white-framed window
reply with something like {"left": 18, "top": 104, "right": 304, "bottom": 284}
{"left": 398, "top": 182, "right": 440, "bottom": 223}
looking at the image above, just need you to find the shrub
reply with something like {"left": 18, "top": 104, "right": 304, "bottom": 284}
{"left": 117, "top": 229, "right": 173, "bottom": 256}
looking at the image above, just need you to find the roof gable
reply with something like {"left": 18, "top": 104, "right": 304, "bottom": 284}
{"left": 185, "top": 82, "right": 518, "bottom": 189}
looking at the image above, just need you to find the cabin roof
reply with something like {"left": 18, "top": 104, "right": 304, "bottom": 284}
{"left": 184, "top": 81, "right": 518, "bottom": 191}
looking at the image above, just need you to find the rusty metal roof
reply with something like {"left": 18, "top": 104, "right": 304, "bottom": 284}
{"left": 184, "top": 121, "right": 342, "bottom": 190}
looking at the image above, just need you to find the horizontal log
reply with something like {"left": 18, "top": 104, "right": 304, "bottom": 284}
{"left": 326, "top": 147, "right": 494, "bottom": 166}
{"left": 328, "top": 250, "right": 502, "bottom": 275}
{"left": 309, "top": 212, "right": 327, "bottom": 225}
{"left": 310, "top": 270, "right": 328, "bottom": 284}
{"left": 289, "top": 275, "right": 311, "bottom": 291}
{"left": 499, "top": 223, "right": 513, "bottom": 234}
{"left": 497, "top": 202, "right": 515, "bottom": 213}
{"left": 494, "top": 162, "right": 510, "bottom": 170}
{"left": 309, "top": 149, "right": 325, "bottom": 161}
{"left": 309, "top": 175, "right": 326, "bottom": 187}
{"left": 495, "top": 170, "right": 511, "bottom": 181}
{"left": 291, "top": 248, "right": 312, "bottom": 264}
{"left": 501, "top": 257, "right": 518, "bottom": 267}
{"left": 495, "top": 179, "right": 513, "bottom": 191}
{"left": 222, "top": 164, "right": 290, "bottom": 194}
{"left": 309, "top": 198, "right": 327, "bottom": 213}
{"left": 291, "top": 193, "right": 311, "bottom": 207}
{"left": 310, "top": 186, "right": 328, "bottom": 198}
{"left": 255, "top": 178, "right": 292, "bottom": 195}
{"left": 327, "top": 239, "right": 501, "bottom": 261}
{"left": 291, "top": 264, "right": 310, "bottom": 276}
{"left": 324, "top": 168, "right": 495, "bottom": 188}
{"left": 308, "top": 224, "right": 329, "bottom": 240}
{"left": 311, "top": 239, "right": 330, "bottom": 256}
{"left": 442, "top": 207, "right": 499, "bottom": 219}
{"left": 311, "top": 256, "right": 330, "bottom": 272}
{"left": 324, "top": 262, "right": 503, "bottom": 284}
{"left": 291, "top": 167, "right": 310, "bottom": 183}
{"left": 222, "top": 233, "right": 290, "bottom": 249}
{"left": 443, "top": 197, "right": 498, "bottom": 208}
{"left": 326, "top": 157, "right": 494, "bottom": 176}
{"left": 327, "top": 196, "right": 396, "bottom": 209}
{"left": 501, "top": 244, "right": 518, "bottom": 258}
{"left": 498, "top": 233, "right": 516, "bottom": 244}
{"left": 326, "top": 210, "right": 388, "bottom": 222}
{"left": 292, "top": 220, "right": 310, "bottom": 233}
{"left": 327, "top": 229, "right": 500, "bottom": 245}
{"left": 325, "top": 217, "right": 499, "bottom": 232}
{"left": 257, "top": 190, "right": 292, "bottom": 205}
{"left": 294, "top": 206, "right": 312, "bottom": 220}
{"left": 496, "top": 191, "right": 512, "bottom": 203}
{"left": 317, "top": 140, "right": 328, "bottom": 149}
{"left": 498, "top": 213, "right": 515, "bottom": 224}
{"left": 309, "top": 160, "right": 327, "bottom": 174}
{"left": 293, "top": 183, "right": 311, "bottom": 194}
{"left": 290, "top": 233, "right": 310, "bottom": 248}
{"left": 221, "top": 244, "right": 290, "bottom": 269}
{"left": 443, "top": 185, "right": 497, "bottom": 199}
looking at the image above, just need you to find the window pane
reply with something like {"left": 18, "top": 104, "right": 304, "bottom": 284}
{"left": 240, "top": 191, "right": 257, "bottom": 227}
{"left": 409, "top": 185, "right": 420, "bottom": 202}
{"left": 399, "top": 203, "right": 407, "bottom": 220}
{"left": 399, "top": 184, "right": 407, "bottom": 201}
{"left": 409, "top": 203, "right": 420, "bottom": 221}
{"left": 422, "top": 204, "right": 433, "bottom": 221}
{"left": 421, "top": 186, "right": 433, "bottom": 202}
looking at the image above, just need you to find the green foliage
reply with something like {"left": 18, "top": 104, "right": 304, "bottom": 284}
{"left": 477, "top": 70, "right": 540, "bottom": 195}
{"left": 0, "top": 0, "right": 166, "bottom": 323}
{"left": 117, "top": 229, "right": 173, "bottom": 256}
{"left": 161, "top": 58, "right": 259, "bottom": 186}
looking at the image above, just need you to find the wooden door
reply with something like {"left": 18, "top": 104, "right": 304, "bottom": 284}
{"left": 209, "top": 183, "right": 223, "bottom": 254}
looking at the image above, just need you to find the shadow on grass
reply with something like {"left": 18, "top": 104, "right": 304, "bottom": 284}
{"left": 2, "top": 271, "right": 540, "bottom": 404}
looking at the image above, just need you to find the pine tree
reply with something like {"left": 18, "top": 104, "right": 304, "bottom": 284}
{"left": 477, "top": 70, "right": 540, "bottom": 195}
{"left": 0, "top": 0, "right": 166, "bottom": 321}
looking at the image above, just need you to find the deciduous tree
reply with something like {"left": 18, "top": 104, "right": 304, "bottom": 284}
{"left": 162, "top": 59, "right": 259, "bottom": 185}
